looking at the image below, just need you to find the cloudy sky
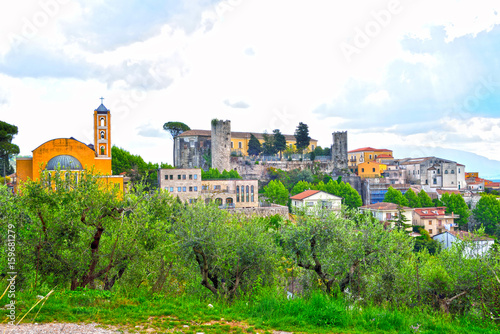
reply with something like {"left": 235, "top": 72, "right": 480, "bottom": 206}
{"left": 1, "top": 0, "right": 500, "bottom": 177}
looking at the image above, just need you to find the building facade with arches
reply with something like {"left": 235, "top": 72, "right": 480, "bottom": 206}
{"left": 16, "top": 101, "right": 124, "bottom": 191}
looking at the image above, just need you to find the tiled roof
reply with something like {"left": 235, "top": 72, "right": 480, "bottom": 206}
{"left": 348, "top": 147, "right": 392, "bottom": 153}
{"left": 290, "top": 190, "right": 320, "bottom": 200}
{"left": 178, "top": 129, "right": 316, "bottom": 142}
{"left": 95, "top": 103, "right": 109, "bottom": 113}
{"left": 360, "top": 202, "right": 411, "bottom": 211}
{"left": 413, "top": 207, "right": 448, "bottom": 217}
{"left": 377, "top": 154, "right": 393, "bottom": 158}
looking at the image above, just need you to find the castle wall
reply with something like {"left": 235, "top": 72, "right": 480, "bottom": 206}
{"left": 174, "top": 135, "right": 211, "bottom": 169}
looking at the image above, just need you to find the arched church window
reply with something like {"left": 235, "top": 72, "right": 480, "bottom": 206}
{"left": 100, "top": 131, "right": 105, "bottom": 139}
{"left": 100, "top": 117, "right": 106, "bottom": 127}
{"left": 100, "top": 146, "right": 105, "bottom": 155}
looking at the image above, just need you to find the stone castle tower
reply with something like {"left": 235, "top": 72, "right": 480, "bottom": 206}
{"left": 211, "top": 119, "right": 231, "bottom": 172}
{"left": 332, "top": 131, "right": 348, "bottom": 170}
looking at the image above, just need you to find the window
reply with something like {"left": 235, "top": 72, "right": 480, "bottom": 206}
{"left": 183, "top": 187, "right": 186, "bottom": 192}
{"left": 241, "top": 186, "right": 245, "bottom": 202}
{"left": 312, "top": 145, "right": 315, "bottom": 150}
{"left": 231, "top": 142, "right": 234, "bottom": 148}
{"left": 246, "top": 185, "right": 249, "bottom": 202}
{"left": 429, "top": 229, "right": 433, "bottom": 235}
{"left": 361, "top": 168, "right": 365, "bottom": 173}
{"left": 178, "top": 175, "right": 181, "bottom": 180}
{"left": 428, "top": 220, "right": 432, "bottom": 225}
{"left": 445, "top": 170, "right": 448, "bottom": 174}
{"left": 202, "top": 185, "right": 208, "bottom": 190}
{"left": 433, "top": 178, "right": 437, "bottom": 184}
{"left": 100, "top": 146, "right": 105, "bottom": 155}
{"left": 189, "top": 199, "right": 194, "bottom": 204}
{"left": 182, "top": 175, "right": 186, "bottom": 180}
{"left": 214, "top": 185, "right": 221, "bottom": 190}
{"left": 238, "top": 142, "right": 242, "bottom": 149}
{"left": 369, "top": 154, "right": 372, "bottom": 159}
{"left": 189, "top": 186, "right": 193, "bottom": 192}
{"left": 306, "top": 201, "right": 314, "bottom": 207}
{"left": 251, "top": 185, "right": 254, "bottom": 202}
{"left": 100, "top": 117, "right": 105, "bottom": 126}
{"left": 100, "top": 130, "right": 105, "bottom": 139}
{"left": 194, "top": 186, "right": 198, "bottom": 191}
{"left": 289, "top": 144, "right": 293, "bottom": 149}
{"left": 164, "top": 175, "right": 168, "bottom": 180}
{"left": 177, "top": 187, "right": 181, "bottom": 192}
{"left": 169, "top": 175, "right": 173, "bottom": 180}
{"left": 189, "top": 174, "right": 192, "bottom": 180}
{"left": 190, "top": 140, "right": 195, "bottom": 147}
{"left": 236, "top": 186, "right": 240, "bottom": 202}
{"left": 459, "top": 168, "right": 461, "bottom": 173}
{"left": 194, "top": 174, "right": 198, "bottom": 180}
{"left": 437, "top": 169, "right": 440, "bottom": 174}
{"left": 170, "top": 187, "right": 174, "bottom": 192}
{"left": 451, "top": 170, "right": 455, "bottom": 174}
{"left": 372, "top": 168, "right": 375, "bottom": 172}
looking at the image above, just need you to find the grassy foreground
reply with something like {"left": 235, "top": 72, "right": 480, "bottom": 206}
{"left": 7, "top": 287, "right": 499, "bottom": 334}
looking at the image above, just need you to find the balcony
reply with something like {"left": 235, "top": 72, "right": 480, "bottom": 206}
{"left": 349, "top": 157, "right": 357, "bottom": 162}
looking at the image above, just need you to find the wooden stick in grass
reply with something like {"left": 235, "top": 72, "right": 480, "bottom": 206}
{"left": 16, "top": 289, "right": 54, "bottom": 325}
{"left": 31, "top": 290, "right": 55, "bottom": 323}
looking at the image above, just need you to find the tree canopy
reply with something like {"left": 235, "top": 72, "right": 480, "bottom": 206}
{"left": 472, "top": 194, "right": 500, "bottom": 236}
{"left": 404, "top": 188, "right": 421, "bottom": 208}
{"left": 418, "top": 189, "right": 434, "bottom": 207}
{"left": 247, "top": 134, "right": 262, "bottom": 156}
{"left": 163, "top": 122, "right": 190, "bottom": 138}
{"left": 263, "top": 180, "right": 289, "bottom": 206}
{"left": 0, "top": 121, "right": 20, "bottom": 177}
{"left": 201, "top": 167, "right": 241, "bottom": 180}
{"left": 383, "top": 186, "right": 409, "bottom": 207}
{"left": 440, "top": 192, "right": 470, "bottom": 229}
{"left": 294, "top": 122, "right": 310, "bottom": 153}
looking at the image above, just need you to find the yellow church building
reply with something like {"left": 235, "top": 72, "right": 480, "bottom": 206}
{"left": 16, "top": 99, "right": 125, "bottom": 191}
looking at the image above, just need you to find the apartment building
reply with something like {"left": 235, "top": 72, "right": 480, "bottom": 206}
{"left": 157, "top": 168, "right": 258, "bottom": 208}
{"left": 412, "top": 207, "right": 458, "bottom": 237}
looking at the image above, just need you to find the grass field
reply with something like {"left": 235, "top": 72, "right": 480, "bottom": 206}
{"left": 6, "top": 287, "right": 499, "bottom": 334}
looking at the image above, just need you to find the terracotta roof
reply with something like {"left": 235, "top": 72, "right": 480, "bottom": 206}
{"left": 377, "top": 154, "right": 393, "bottom": 158}
{"left": 178, "top": 129, "right": 317, "bottom": 142}
{"left": 486, "top": 182, "right": 500, "bottom": 187}
{"left": 348, "top": 147, "right": 392, "bottom": 153}
{"left": 360, "top": 202, "right": 411, "bottom": 211}
{"left": 413, "top": 207, "right": 449, "bottom": 217}
{"left": 290, "top": 190, "right": 320, "bottom": 200}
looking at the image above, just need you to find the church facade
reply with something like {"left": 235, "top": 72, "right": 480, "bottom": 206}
{"left": 16, "top": 100, "right": 125, "bottom": 191}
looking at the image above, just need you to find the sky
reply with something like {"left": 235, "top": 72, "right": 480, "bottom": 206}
{"left": 1, "top": 0, "right": 500, "bottom": 177}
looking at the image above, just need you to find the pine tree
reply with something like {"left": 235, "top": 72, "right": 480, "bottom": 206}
{"left": 273, "top": 129, "right": 287, "bottom": 159}
{"left": 247, "top": 134, "right": 262, "bottom": 156}
{"left": 294, "top": 122, "right": 310, "bottom": 156}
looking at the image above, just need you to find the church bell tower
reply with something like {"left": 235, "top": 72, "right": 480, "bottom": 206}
{"left": 94, "top": 97, "right": 111, "bottom": 158}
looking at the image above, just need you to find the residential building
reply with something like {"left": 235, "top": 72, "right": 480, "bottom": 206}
{"left": 290, "top": 190, "right": 342, "bottom": 214}
{"left": 398, "top": 157, "right": 465, "bottom": 190}
{"left": 359, "top": 202, "right": 413, "bottom": 229}
{"left": 433, "top": 231, "right": 494, "bottom": 258}
{"left": 412, "top": 207, "right": 458, "bottom": 237}
{"left": 157, "top": 168, "right": 258, "bottom": 208}
{"left": 357, "top": 161, "right": 387, "bottom": 179}
{"left": 347, "top": 147, "right": 393, "bottom": 173}
{"left": 381, "top": 164, "right": 407, "bottom": 185}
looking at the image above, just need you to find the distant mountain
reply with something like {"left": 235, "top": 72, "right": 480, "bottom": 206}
{"left": 391, "top": 146, "right": 500, "bottom": 180}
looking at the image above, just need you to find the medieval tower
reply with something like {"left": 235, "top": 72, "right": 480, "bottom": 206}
{"left": 211, "top": 119, "right": 231, "bottom": 172}
{"left": 331, "top": 131, "right": 348, "bottom": 170}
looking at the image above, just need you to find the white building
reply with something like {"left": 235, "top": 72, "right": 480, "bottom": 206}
{"left": 290, "top": 190, "right": 342, "bottom": 214}
{"left": 359, "top": 202, "right": 413, "bottom": 229}
{"left": 433, "top": 231, "right": 494, "bottom": 257}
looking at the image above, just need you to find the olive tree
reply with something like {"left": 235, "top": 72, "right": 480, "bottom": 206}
{"left": 174, "top": 202, "right": 278, "bottom": 299}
